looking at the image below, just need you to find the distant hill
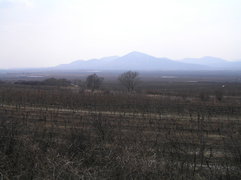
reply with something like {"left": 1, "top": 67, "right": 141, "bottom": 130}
{"left": 100, "top": 56, "right": 119, "bottom": 61}
{"left": 177, "top": 56, "right": 241, "bottom": 69}
{"left": 54, "top": 52, "right": 241, "bottom": 70}
{"left": 231, "top": 59, "right": 241, "bottom": 62}
{"left": 54, "top": 51, "right": 209, "bottom": 70}
{"left": 55, "top": 56, "right": 119, "bottom": 70}
{"left": 222, "top": 61, "right": 241, "bottom": 70}
{"left": 178, "top": 56, "right": 229, "bottom": 65}
{"left": 105, "top": 51, "right": 209, "bottom": 70}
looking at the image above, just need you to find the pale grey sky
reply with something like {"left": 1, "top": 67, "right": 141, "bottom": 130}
{"left": 0, "top": 0, "right": 241, "bottom": 68}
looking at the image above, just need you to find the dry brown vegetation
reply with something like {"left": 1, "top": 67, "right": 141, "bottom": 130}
{"left": 0, "top": 80, "right": 241, "bottom": 179}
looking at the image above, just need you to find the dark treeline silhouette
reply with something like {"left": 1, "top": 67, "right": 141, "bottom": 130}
{"left": 14, "top": 80, "right": 45, "bottom": 85}
{"left": 14, "top": 77, "right": 71, "bottom": 86}
{"left": 0, "top": 80, "right": 6, "bottom": 84}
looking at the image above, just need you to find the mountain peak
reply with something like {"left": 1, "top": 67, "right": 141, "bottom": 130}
{"left": 53, "top": 52, "right": 241, "bottom": 70}
{"left": 123, "top": 51, "right": 155, "bottom": 58}
{"left": 99, "top": 56, "right": 119, "bottom": 61}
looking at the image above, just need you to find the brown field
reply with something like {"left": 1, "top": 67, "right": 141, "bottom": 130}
{"left": 0, "top": 70, "right": 241, "bottom": 179}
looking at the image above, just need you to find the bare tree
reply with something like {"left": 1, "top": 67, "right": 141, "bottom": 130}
{"left": 118, "top": 70, "right": 140, "bottom": 91}
{"left": 85, "top": 73, "right": 104, "bottom": 92}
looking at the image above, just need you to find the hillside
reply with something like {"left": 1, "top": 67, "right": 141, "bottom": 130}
{"left": 53, "top": 52, "right": 241, "bottom": 70}
{"left": 54, "top": 51, "right": 209, "bottom": 70}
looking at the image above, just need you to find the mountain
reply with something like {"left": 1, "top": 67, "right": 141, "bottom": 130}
{"left": 221, "top": 61, "right": 241, "bottom": 70}
{"left": 178, "top": 56, "right": 229, "bottom": 65}
{"left": 177, "top": 56, "right": 241, "bottom": 69}
{"left": 99, "top": 56, "right": 119, "bottom": 61}
{"left": 106, "top": 51, "right": 209, "bottom": 70}
{"left": 55, "top": 56, "right": 119, "bottom": 70}
{"left": 54, "top": 52, "right": 241, "bottom": 70}
{"left": 231, "top": 59, "right": 241, "bottom": 62}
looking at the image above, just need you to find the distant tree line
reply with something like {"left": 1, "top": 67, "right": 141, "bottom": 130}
{"left": 43, "top": 78, "right": 71, "bottom": 86}
{"left": 0, "top": 80, "right": 6, "bottom": 84}
{"left": 14, "top": 77, "right": 72, "bottom": 86}
{"left": 84, "top": 71, "right": 140, "bottom": 92}
{"left": 12, "top": 71, "right": 141, "bottom": 92}
{"left": 14, "top": 81, "right": 45, "bottom": 86}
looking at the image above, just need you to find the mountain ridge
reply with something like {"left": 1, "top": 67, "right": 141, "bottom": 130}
{"left": 54, "top": 51, "right": 241, "bottom": 70}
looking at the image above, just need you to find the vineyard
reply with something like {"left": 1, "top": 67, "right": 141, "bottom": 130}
{"left": 0, "top": 81, "right": 241, "bottom": 179}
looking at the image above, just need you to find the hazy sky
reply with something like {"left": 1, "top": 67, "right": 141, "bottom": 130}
{"left": 0, "top": 0, "right": 241, "bottom": 68}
